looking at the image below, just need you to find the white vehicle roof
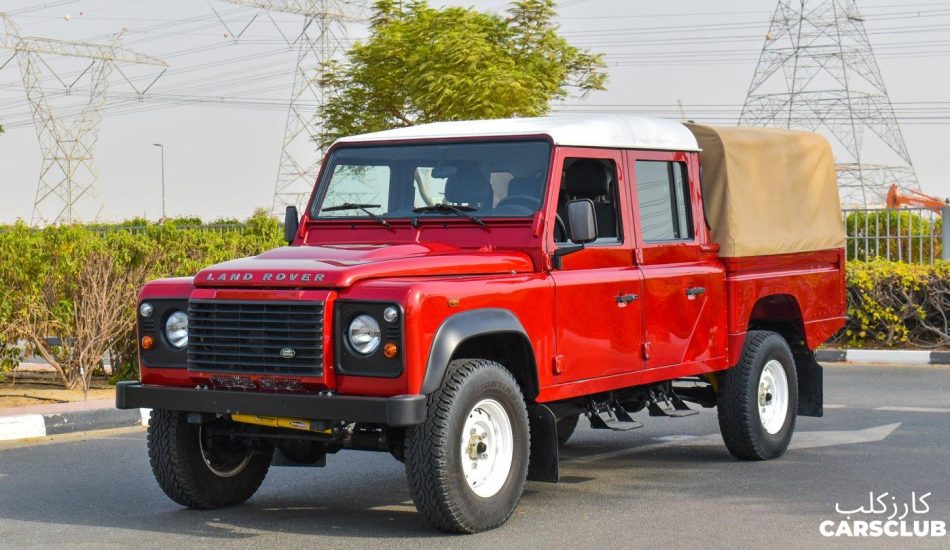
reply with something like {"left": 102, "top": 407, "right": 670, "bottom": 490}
{"left": 334, "top": 114, "right": 700, "bottom": 152}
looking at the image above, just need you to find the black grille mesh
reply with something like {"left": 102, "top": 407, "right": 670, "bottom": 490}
{"left": 187, "top": 300, "right": 324, "bottom": 376}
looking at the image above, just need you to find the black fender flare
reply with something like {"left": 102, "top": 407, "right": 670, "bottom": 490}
{"left": 420, "top": 308, "right": 531, "bottom": 395}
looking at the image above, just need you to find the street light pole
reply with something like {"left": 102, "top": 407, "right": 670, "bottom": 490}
{"left": 153, "top": 143, "right": 165, "bottom": 219}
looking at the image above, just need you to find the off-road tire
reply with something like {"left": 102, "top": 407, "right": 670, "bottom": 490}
{"left": 404, "top": 359, "right": 530, "bottom": 534}
{"left": 717, "top": 330, "right": 798, "bottom": 460}
{"left": 556, "top": 414, "right": 579, "bottom": 445}
{"left": 147, "top": 409, "right": 272, "bottom": 509}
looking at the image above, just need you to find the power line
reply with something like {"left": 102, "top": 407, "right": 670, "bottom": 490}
{"left": 2, "top": 0, "right": 949, "bottom": 196}
{"left": 8, "top": 0, "right": 83, "bottom": 16}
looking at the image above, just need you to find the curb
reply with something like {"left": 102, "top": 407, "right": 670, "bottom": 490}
{"left": 817, "top": 349, "right": 950, "bottom": 365}
{"left": 0, "top": 407, "right": 149, "bottom": 443}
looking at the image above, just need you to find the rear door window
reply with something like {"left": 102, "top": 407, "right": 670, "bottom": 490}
{"left": 635, "top": 160, "right": 693, "bottom": 242}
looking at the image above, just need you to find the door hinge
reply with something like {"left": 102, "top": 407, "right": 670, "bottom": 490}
{"left": 553, "top": 354, "right": 565, "bottom": 375}
{"left": 641, "top": 342, "right": 652, "bottom": 359}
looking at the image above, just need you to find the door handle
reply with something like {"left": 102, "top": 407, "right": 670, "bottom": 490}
{"left": 685, "top": 286, "right": 706, "bottom": 296}
{"left": 616, "top": 293, "right": 638, "bottom": 304}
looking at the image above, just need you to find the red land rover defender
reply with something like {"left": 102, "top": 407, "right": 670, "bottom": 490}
{"left": 117, "top": 115, "right": 847, "bottom": 533}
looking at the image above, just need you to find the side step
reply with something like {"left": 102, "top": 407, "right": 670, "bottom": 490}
{"left": 647, "top": 388, "right": 698, "bottom": 418}
{"left": 587, "top": 401, "right": 643, "bottom": 431}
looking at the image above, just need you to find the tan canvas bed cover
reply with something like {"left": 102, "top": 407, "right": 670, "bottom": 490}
{"left": 685, "top": 123, "right": 846, "bottom": 258}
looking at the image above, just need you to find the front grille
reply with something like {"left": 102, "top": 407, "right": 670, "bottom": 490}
{"left": 188, "top": 300, "right": 324, "bottom": 376}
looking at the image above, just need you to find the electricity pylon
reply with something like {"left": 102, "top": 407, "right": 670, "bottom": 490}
{"left": 218, "top": 1, "right": 365, "bottom": 214}
{"left": 739, "top": 0, "right": 918, "bottom": 207}
{"left": 0, "top": 13, "right": 168, "bottom": 225}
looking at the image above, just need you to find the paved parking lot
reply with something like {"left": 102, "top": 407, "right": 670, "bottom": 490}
{"left": 1, "top": 364, "right": 948, "bottom": 549}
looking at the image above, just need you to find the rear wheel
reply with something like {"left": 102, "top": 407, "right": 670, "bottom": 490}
{"left": 147, "top": 410, "right": 272, "bottom": 509}
{"left": 717, "top": 331, "right": 798, "bottom": 460}
{"left": 404, "top": 359, "right": 530, "bottom": 533}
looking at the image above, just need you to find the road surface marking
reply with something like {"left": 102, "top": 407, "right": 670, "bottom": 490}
{"left": 565, "top": 423, "right": 900, "bottom": 464}
{"left": 824, "top": 404, "right": 847, "bottom": 409}
{"left": 874, "top": 406, "right": 950, "bottom": 413}
{"left": 671, "top": 423, "right": 901, "bottom": 451}
{"left": 787, "top": 423, "right": 900, "bottom": 450}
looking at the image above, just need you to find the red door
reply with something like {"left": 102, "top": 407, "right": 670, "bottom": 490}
{"left": 625, "top": 150, "right": 727, "bottom": 381}
{"left": 547, "top": 148, "right": 644, "bottom": 385}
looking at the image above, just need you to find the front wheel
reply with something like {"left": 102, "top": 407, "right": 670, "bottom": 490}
{"left": 404, "top": 359, "right": 530, "bottom": 533}
{"left": 717, "top": 331, "right": 798, "bottom": 460}
{"left": 147, "top": 410, "right": 272, "bottom": 509}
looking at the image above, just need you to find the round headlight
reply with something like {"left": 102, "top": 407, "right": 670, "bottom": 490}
{"left": 139, "top": 302, "right": 154, "bottom": 318}
{"left": 347, "top": 314, "right": 381, "bottom": 355}
{"left": 164, "top": 310, "right": 188, "bottom": 349}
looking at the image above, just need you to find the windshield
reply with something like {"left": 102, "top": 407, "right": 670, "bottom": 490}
{"left": 312, "top": 141, "right": 551, "bottom": 220}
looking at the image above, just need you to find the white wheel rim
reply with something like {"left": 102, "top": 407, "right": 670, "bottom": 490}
{"left": 460, "top": 398, "right": 514, "bottom": 498}
{"left": 758, "top": 360, "right": 790, "bottom": 435}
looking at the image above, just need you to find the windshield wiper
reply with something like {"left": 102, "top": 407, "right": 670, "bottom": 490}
{"left": 413, "top": 203, "right": 486, "bottom": 227}
{"left": 320, "top": 203, "right": 391, "bottom": 228}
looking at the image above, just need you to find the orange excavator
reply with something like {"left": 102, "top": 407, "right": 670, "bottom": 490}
{"left": 886, "top": 184, "right": 948, "bottom": 214}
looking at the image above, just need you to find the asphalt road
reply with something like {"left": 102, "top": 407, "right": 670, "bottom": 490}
{"left": 1, "top": 364, "right": 948, "bottom": 549}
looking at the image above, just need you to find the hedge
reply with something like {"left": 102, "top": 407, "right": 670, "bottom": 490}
{"left": 0, "top": 212, "right": 283, "bottom": 390}
{"left": 844, "top": 210, "right": 943, "bottom": 263}
{"left": 1, "top": 219, "right": 948, "bottom": 389}
{"left": 830, "top": 260, "right": 950, "bottom": 349}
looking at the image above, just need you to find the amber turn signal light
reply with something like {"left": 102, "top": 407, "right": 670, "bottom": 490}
{"left": 383, "top": 342, "right": 398, "bottom": 358}
{"left": 141, "top": 335, "right": 154, "bottom": 350}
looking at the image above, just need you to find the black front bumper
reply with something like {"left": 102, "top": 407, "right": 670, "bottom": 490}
{"left": 116, "top": 381, "right": 426, "bottom": 427}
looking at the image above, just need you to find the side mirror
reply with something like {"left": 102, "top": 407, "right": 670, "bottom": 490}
{"left": 552, "top": 199, "right": 598, "bottom": 269}
{"left": 566, "top": 199, "right": 597, "bottom": 244}
{"left": 284, "top": 205, "right": 299, "bottom": 245}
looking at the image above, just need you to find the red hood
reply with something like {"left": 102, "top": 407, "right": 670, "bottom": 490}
{"left": 194, "top": 243, "right": 534, "bottom": 288}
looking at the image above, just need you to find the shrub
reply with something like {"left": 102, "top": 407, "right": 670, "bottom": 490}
{"left": 0, "top": 335, "right": 22, "bottom": 375}
{"left": 0, "top": 214, "right": 283, "bottom": 391}
{"left": 831, "top": 260, "right": 950, "bottom": 348}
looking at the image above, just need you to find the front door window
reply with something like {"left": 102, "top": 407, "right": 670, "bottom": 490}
{"left": 554, "top": 158, "right": 622, "bottom": 244}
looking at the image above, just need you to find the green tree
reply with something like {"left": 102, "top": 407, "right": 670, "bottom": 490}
{"left": 319, "top": 0, "right": 607, "bottom": 145}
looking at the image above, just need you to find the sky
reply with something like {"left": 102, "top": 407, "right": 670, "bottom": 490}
{"left": 0, "top": 0, "right": 948, "bottom": 224}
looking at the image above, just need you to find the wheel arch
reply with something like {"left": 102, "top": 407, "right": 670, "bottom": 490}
{"left": 746, "top": 293, "right": 806, "bottom": 346}
{"left": 421, "top": 308, "right": 539, "bottom": 400}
